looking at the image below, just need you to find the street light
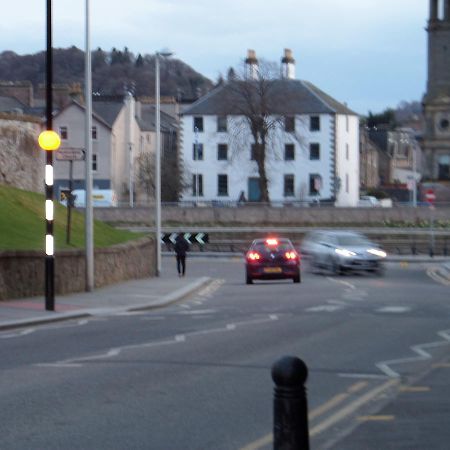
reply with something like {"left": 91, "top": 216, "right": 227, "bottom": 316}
{"left": 38, "top": 0, "right": 60, "bottom": 311}
{"left": 155, "top": 49, "right": 173, "bottom": 276}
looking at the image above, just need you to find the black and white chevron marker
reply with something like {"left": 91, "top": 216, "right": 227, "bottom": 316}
{"left": 161, "top": 233, "right": 209, "bottom": 245}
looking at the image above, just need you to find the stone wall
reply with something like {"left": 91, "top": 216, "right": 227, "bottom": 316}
{"left": 0, "top": 237, "right": 155, "bottom": 301}
{"left": 0, "top": 117, "right": 43, "bottom": 193}
{"left": 93, "top": 205, "right": 450, "bottom": 226}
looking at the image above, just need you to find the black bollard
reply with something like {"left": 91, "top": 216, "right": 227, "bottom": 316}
{"left": 272, "top": 356, "right": 309, "bottom": 450}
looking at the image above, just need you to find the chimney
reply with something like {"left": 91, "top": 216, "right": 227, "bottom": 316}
{"left": 281, "top": 49, "right": 296, "bottom": 80}
{"left": 245, "top": 49, "right": 259, "bottom": 80}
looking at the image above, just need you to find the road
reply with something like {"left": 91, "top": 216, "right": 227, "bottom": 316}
{"left": 0, "top": 257, "right": 449, "bottom": 449}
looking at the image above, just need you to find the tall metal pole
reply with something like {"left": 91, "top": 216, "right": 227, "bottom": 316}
{"left": 45, "top": 0, "right": 55, "bottom": 311}
{"left": 412, "top": 143, "right": 417, "bottom": 208}
{"left": 84, "top": 0, "right": 94, "bottom": 291}
{"left": 155, "top": 54, "right": 162, "bottom": 276}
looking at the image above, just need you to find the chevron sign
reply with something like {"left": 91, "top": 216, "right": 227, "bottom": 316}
{"left": 161, "top": 233, "right": 209, "bottom": 245}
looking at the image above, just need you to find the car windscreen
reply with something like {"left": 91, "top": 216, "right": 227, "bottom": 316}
{"left": 336, "top": 235, "right": 370, "bottom": 246}
{"left": 253, "top": 242, "right": 293, "bottom": 253}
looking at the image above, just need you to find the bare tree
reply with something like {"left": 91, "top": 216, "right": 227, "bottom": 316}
{"left": 220, "top": 60, "right": 304, "bottom": 202}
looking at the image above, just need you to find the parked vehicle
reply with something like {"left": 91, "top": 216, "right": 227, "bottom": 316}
{"left": 358, "top": 195, "right": 380, "bottom": 207}
{"left": 61, "top": 189, "right": 118, "bottom": 208}
{"left": 300, "top": 230, "right": 386, "bottom": 275}
{"left": 245, "top": 237, "right": 301, "bottom": 284}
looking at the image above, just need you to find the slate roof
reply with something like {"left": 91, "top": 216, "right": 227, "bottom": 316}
{"left": 182, "top": 79, "right": 357, "bottom": 117}
{"left": 0, "top": 95, "right": 26, "bottom": 113}
{"left": 92, "top": 99, "right": 124, "bottom": 127}
{"left": 137, "top": 104, "right": 178, "bottom": 132}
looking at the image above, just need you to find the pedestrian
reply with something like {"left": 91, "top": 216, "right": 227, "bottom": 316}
{"left": 174, "top": 232, "right": 189, "bottom": 277}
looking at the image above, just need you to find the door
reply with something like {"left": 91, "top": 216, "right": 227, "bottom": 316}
{"left": 248, "top": 177, "right": 261, "bottom": 202}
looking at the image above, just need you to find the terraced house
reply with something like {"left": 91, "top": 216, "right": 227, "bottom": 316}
{"left": 180, "top": 50, "right": 360, "bottom": 207}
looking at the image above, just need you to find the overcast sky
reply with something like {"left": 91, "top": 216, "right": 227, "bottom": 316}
{"left": 3, "top": 0, "right": 428, "bottom": 115}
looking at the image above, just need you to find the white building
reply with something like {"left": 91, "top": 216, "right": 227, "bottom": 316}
{"left": 180, "top": 50, "right": 360, "bottom": 206}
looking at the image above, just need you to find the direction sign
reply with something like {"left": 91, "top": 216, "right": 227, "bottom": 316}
{"left": 161, "top": 233, "right": 209, "bottom": 245}
{"left": 425, "top": 188, "right": 436, "bottom": 205}
{"left": 55, "top": 147, "right": 85, "bottom": 161}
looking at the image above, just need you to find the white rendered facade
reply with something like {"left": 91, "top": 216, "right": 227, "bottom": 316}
{"left": 181, "top": 112, "right": 359, "bottom": 206}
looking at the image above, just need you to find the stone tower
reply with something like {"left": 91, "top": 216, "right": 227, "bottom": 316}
{"left": 423, "top": 0, "right": 450, "bottom": 180}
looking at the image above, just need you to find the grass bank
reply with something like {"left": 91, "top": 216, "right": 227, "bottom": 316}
{"left": 0, "top": 184, "right": 144, "bottom": 250}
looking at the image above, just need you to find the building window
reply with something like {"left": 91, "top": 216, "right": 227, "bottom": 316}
{"left": 218, "top": 174, "right": 228, "bottom": 196}
{"left": 309, "top": 143, "right": 320, "bottom": 160}
{"left": 217, "top": 144, "right": 228, "bottom": 160}
{"left": 59, "top": 126, "right": 68, "bottom": 140}
{"left": 284, "top": 174, "right": 295, "bottom": 197}
{"left": 217, "top": 116, "right": 227, "bottom": 132}
{"left": 284, "top": 144, "right": 295, "bottom": 161}
{"left": 251, "top": 143, "right": 258, "bottom": 160}
{"left": 346, "top": 143, "right": 349, "bottom": 160}
{"left": 192, "top": 174, "right": 203, "bottom": 196}
{"left": 310, "top": 116, "right": 320, "bottom": 132}
{"left": 193, "top": 143, "right": 204, "bottom": 160}
{"left": 284, "top": 116, "right": 295, "bottom": 132}
{"left": 194, "top": 117, "right": 203, "bottom": 132}
{"left": 92, "top": 126, "right": 97, "bottom": 140}
{"left": 309, "top": 174, "right": 322, "bottom": 195}
{"left": 92, "top": 154, "right": 97, "bottom": 172}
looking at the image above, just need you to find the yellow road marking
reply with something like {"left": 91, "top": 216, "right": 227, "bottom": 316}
{"left": 239, "top": 380, "right": 369, "bottom": 450}
{"left": 399, "top": 386, "right": 430, "bottom": 392}
{"left": 358, "top": 415, "right": 395, "bottom": 421}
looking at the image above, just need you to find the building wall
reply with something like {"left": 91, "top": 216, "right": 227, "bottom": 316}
{"left": 180, "top": 113, "right": 358, "bottom": 204}
{"left": 0, "top": 117, "right": 44, "bottom": 192}
{"left": 52, "top": 104, "right": 113, "bottom": 198}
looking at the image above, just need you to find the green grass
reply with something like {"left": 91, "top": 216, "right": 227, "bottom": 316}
{"left": 0, "top": 184, "right": 145, "bottom": 250}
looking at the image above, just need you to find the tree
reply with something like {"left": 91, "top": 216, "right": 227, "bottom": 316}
{"left": 222, "top": 60, "right": 299, "bottom": 202}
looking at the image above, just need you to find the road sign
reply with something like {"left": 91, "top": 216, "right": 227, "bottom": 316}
{"left": 425, "top": 188, "right": 436, "bottom": 205}
{"left": 161, "top": 233, "right": 209, "bottom": 245}
{"left": 55, "top": 147, "right": 85, "bottom": 161}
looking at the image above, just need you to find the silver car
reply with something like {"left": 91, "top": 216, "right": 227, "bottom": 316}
{"left": 301, "top": 230, "right": 387, "bottom": 275}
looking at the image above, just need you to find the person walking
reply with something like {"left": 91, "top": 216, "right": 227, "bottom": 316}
{"left": 174, "top": 232, "right": 189, "bottom": 277}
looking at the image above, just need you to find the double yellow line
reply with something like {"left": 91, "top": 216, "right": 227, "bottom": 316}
{"left": 240, "top": 378, "right": 399, "bottom": 450}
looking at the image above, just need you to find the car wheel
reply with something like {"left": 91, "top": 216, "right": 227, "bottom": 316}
{"left": 293, "top": 272, "right": 301, "bottom": 283}
{"left": 329, "top": 257, "right": 341, "bottom": 275}
{"left": 246, "top": 274, "right": 253, "bottom": 285}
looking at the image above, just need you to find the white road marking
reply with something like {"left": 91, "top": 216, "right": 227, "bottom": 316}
{"left": 306, "top": 305, "right": 344, "bottom": 313}
{"left": 376, "top": 327, "right": 450, "bottom": 378}
{"left": 0, "top": 328, "right": 35, "bottom": 339}
{"left": 326, "top": 277, "right": 356, "bottom": 289}
{"left": 426, "top": 268, "right": 450, "bottom": 286}
{"left": 376, "top": 306, "right": 411, "bottom": 313}
{"left": 35, "top": 315, "right": 279, "bottom": 368}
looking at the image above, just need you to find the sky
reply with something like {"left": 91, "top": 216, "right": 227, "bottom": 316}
{"left": 3, "top": 0, "right": 429, "bottom": 115}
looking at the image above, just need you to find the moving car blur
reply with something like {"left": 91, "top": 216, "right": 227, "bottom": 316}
{"left": 301, "top": 230, "right": 387, "bottom": 275}
{"left": 245, "top": 238, "right": 301, "bottom": 284}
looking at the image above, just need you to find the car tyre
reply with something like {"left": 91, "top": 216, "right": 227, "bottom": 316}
{"left": 293, "top": 271, "right": 301, "bottom": 283}
{"left": 329, "top": 257, "right": 342, "bottom": 275}
{"left": 246, "top": 274, "right": 253, "bottom": 285}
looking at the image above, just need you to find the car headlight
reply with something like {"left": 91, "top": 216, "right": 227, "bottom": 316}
{"left": 335, "top": 248, "right": 356, "bottom": 257}
{"left": 367, "top": 248, "right": 387, "bottom": 258}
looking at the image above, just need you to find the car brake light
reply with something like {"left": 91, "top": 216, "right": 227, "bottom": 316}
{"left": 266, "top": 238, "right": 278, "bottom": 246}
{"left": 247, "top": 251, "right": 261, "bottom": 261}
{"left": 285, "top": 251, "right": 298, "bottom": 260}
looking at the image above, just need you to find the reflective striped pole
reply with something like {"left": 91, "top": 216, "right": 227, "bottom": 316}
{"left": 38, "top": 0, "right": 60, "bottom": 311}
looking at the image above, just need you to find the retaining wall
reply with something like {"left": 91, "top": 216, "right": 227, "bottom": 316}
{"left": 0, "top": 237, "right": 155, "bottom": 301}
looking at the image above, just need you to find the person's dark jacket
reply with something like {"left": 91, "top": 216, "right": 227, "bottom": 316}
{"left": 174, "top": 235, "right": 189, "bottom": 257}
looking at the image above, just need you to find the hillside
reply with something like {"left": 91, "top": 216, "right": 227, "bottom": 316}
{"left": 0, "top": 47, "right": 214, "bottom": 100}
{"left": 0, "top": 184, "right": 143, "bottom": 250}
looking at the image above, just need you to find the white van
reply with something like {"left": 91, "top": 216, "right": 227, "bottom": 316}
{"left": 63, "top": 189, "right": 118, "bottom": 208}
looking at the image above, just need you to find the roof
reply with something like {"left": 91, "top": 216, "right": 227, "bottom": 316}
{"left": 182, "top": 79, "right": 357, "bottom": 116}
{"left": 0, "top": 95, "right": 26, "bottom": 113}
{"left": 92, "top": 99, "right": 124, "bottom": 127}
{"left": 137, "top": 104, "right": 178, "bottom": 132}
{"left": 53, "top": 100, "right": 113, "bottom": 129}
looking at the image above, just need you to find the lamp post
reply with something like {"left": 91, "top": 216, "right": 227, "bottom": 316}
{"left": 155, "top": 49, "right": 173, "bottom": 276}
{"left": 37, "top": 0, "right": 60, "bottom": 311}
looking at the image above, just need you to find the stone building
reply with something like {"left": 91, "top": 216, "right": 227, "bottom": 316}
{"left": 422, "top": 0, "right": 450, "bottom": 180}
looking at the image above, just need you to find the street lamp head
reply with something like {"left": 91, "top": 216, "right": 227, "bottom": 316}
{"left": 38, "top": 130, "right": 61, "bottom": 151}
{"left": 157, "top": 48, "right": 174, "bottom": 58}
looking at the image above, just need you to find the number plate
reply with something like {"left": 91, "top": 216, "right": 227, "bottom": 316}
{"left": 264, "top": 267, "right": 282, "bottom": 274}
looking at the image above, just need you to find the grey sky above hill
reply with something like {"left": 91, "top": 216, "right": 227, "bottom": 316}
{"left": 4, "top": 0, "right": 427, "bottom": 115}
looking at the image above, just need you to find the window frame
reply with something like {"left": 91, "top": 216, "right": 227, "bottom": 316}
{"left": 283, "top": 174, "right": 295, "bottom": 197}
{"left": 217, "top": 174, "right": 228, "bottom": 196}
{"left": 284, "top": 116, "right": 295, "bottom": 133}
{"left": 193, "top": 117, "right": 204, "bottom": 132}
{"left": 310, "top": 116, "right": 320, "bottom": 132}
{"left": 193, "top": 143, "right": 204, "bottom": 160}
{"left": 284, "top": 143, "right": 295, "bottom": 161}
{"left": 217, "top": 143, "right": 228, "bottom": 161}
{"left": 217, "top": 116, "right": 227, "bottom": 132}
{"left": 192, "top": 174, "right": 203, "bottom": 196}
{"left": 59, "top": 126, "right": 68, "bottom": 140}
{"left": 309, "top": 143, "right": 320, "bottom": 160}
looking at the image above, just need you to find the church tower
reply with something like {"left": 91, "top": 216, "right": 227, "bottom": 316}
{"left": 423, "top": 0, "right": 450, "bottom": 180}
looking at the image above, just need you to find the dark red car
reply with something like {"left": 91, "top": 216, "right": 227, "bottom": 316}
{"left": 245, "top": 238, "right": 301, "bottom": 284}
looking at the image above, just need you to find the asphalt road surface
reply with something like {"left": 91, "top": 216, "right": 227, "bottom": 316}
{"left": 0, "top": 257, "right": 449, "bottom": 449}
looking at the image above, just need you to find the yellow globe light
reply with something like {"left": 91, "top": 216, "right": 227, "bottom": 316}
{"left": 38, "top": 130, "right": 61, "bottom": 151}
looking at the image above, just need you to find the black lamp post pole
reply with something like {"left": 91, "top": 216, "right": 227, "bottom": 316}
{"left": 45, "top": 0, "right": 55, "bottom": 311}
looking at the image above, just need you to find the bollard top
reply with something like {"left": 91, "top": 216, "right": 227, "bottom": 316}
{"left": 271, "top": 356, "right": 308, "bottom": 387}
